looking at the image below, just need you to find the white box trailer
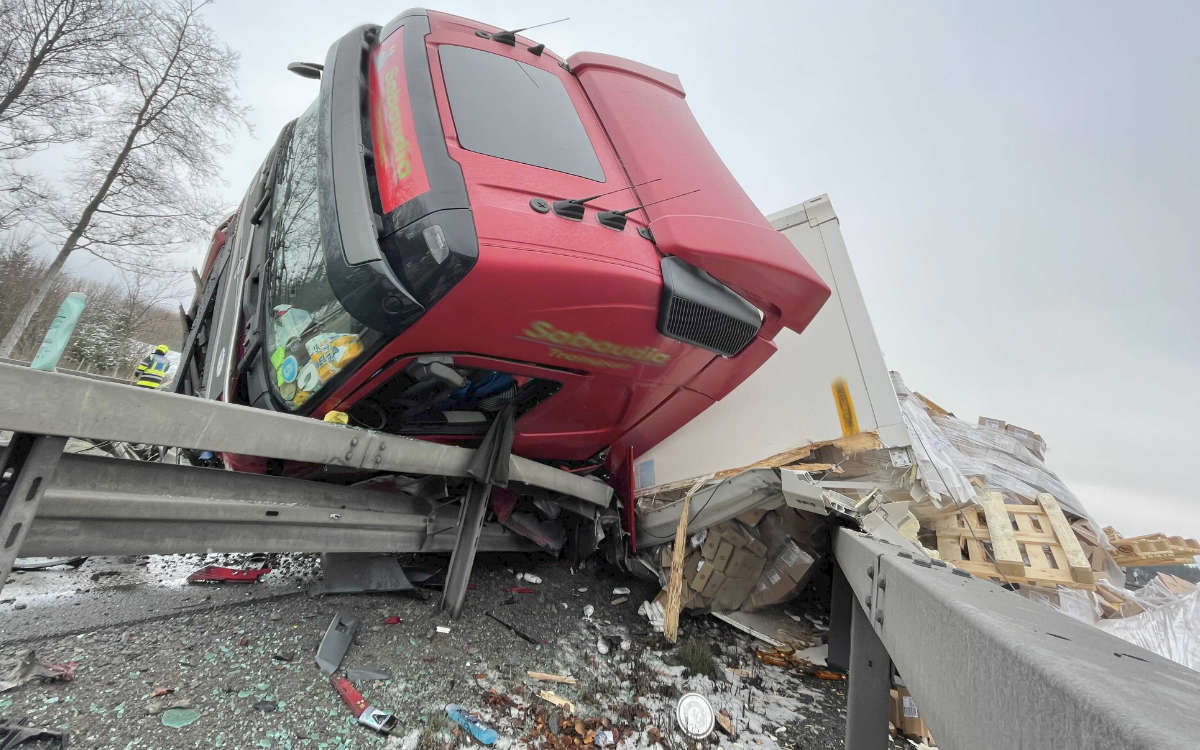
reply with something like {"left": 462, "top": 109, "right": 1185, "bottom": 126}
{"left": 634, "top": 194, "right": 910, "bottom": 491}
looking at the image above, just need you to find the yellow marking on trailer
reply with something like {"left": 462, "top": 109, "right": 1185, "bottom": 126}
{"left": 831, "top": 377, "right": 859, "bottom": 437}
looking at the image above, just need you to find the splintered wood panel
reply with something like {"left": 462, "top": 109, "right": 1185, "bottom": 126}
{"left": 1038, "top": 493, "right": 1094, "bottom": 583}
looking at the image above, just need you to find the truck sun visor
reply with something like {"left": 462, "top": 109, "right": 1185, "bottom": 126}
{"left": 318, "top": 19, "right": 477, "bottom": 338}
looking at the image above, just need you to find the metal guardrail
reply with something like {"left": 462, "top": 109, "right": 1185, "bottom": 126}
{"left": 0, "top": 356, "right": 129, "bottom": 384}
{"left": 21, "top": 453, "right": 537, "bottom": 556}
{"left": 830, "top": 528, "right": 1200, "bottom": 749}
{"left": 0, "top": 363, "right": 611, "bottom": 506}
{"left": 0, "top": 362, "right": 611, "bottom": 608}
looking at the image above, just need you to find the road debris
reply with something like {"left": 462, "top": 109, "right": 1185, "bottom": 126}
{"left": 676, "top": 692, "right": 716, "bottom": 739}
{"left": 485, "top": 611, "right": 539, "bottom": 644}
{"left": 347, "top": 666, "right": 392, "bottom": 682}
{"left": 384, "top": 615, "right": 403, "bottom": 625}
{"left": 315, "top": 611, "right": 358, "bottom": 674}
{"left": 537, "top": 689, "right": 575, "bottom": 715}
{"left": 10, "top": 557, "right": 87, "bottom": 571}
{"left": 446, "top": 703, "right": 498, "bottom": 745}
{"left": 186, "top": 565, "right": 271, "bottom": 584}
{"left": 517, "top": 573, "right": 542, "bottom": 584}
{"left": 716, "top": 710, "right": 735, "bottom": 735}
{"left": 527, "top": 671, "right": 577, "bottom": 685}
{"left": 331, "top": 675, "right": 397, "bottom": 734}
{"left": 435, "top": 625, "right": 451, "bottom": 634}
{"left": 160, "top": 706, "right": 200, "bottom": 728}
{"left": 0, "top": 718, "right": 66, "bottom": 748}
{"left": 0, "top": 650, "right": 75, "bottom": 693}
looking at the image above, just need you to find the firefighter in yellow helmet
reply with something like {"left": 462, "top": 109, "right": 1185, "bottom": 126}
{"left": 133, "top": 344, "right": 171, "bottom": 389}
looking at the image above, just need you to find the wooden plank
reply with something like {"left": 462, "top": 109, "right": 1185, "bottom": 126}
{"left": 1038, "top": 493, "right": 1094, "bottom": 584}
{"left": 663, "top": 477, "right": 704, "bottom": 644}
{"left": 980, "top": 492, "right": 1025, "bottom": 577}
{"left": 528, "top": 671, "right": 577, "bottom": 685}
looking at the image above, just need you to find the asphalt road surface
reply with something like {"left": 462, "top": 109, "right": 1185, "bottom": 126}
{"left": 1, "top": 552, "right": 914, "bottom": 749}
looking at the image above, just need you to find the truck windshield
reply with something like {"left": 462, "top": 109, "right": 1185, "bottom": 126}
{"left": 264, "top": 100, "right": 378, "bottom": 411}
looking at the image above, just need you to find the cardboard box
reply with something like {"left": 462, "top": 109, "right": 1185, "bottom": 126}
{"left": 776, "top": 539, "right": 815, "bottom": 583}
{"left": 978, "top": 416, "right": 1006, "bottom": 431}
{"left": 701, "top": 569, "right": 726, "bottom": 599}
{"left": 719, "top": 521, "right": 763, "bottom": 550}
{"left": 737, "top": 507, "right": 770, "bottom": 526}
{"left": 690, "top": 559, "right": 716, "bottom": 593}
{"left": 725, "top": 546, "right": 767, "bottom": 581}
{"left": 682, "top": 551, "right": 701, "bottom": 584}
{"left": 778, "top": 509, "right": 823, "bottom": 548}
{"left": 890, "top": 687, "right": 934, "bottom": 745}
{"left": 660, "top": 544, "right": 674, "bottom": 569}
{"left": 743, "top": 563, "right": 798, "bottom": 611}
{"left": 654, "top": 584, "right": 695, "bottom": 610}
{"left": 711, "top": 540, "right": 734, "bottom": 572}
{"left": 756, "top": 511, "right": 791, "bottom": 556}
{"left": 713, "top": 576, "right": 754, "bottom": 611}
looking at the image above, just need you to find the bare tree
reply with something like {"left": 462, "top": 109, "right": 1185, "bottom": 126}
{"left": 0, "top": 0, "right": 128, "bottom": 155}
{"left": 0, "top": 0, "right": 245, "bottom": 357}
{"left": 0, "top": 237, "right": 184, "bottom": 370}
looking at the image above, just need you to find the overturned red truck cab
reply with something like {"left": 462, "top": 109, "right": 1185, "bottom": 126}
{"left": 184, "top": 9, "right": 828, "bottom": 504}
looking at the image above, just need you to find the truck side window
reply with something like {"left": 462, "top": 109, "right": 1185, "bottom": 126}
{"left": 438, "top": 45, "right": 605, "bottom": 182}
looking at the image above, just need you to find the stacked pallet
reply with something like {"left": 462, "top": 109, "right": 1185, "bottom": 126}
{"left": 1104, "top": 528, "right": 1200, "bottom": 567}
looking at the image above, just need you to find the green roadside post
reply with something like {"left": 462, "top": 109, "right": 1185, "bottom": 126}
{"left": 30, "top": 292, "right": 87, "bottom": 371}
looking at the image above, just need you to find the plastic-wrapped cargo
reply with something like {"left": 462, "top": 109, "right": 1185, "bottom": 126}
{"left": 1098, "top": 590, "right": 1200, "bottom": 671}
{"left": 892, "top": 372, "right": 1100, "bottom": 525}
{"left": 891, "top": 373, "right": 976, "bottom": 509}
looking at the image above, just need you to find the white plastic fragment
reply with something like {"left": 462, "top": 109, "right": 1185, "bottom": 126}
{"left": 583, "top": 605, "right": 594, "bottom": 618}
{"left": 638, "top": 599, "right": 666, "bottom": 632}
{"left": 436, "top": 626, "right": 451, "bottom": 634}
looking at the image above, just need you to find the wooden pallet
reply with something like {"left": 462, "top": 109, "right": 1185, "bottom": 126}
{"left": 1103, "top": 528, "right": 1200, "bottom": 567}
{"left": 935, "top": 492, "right": 1095, "bottom": 589}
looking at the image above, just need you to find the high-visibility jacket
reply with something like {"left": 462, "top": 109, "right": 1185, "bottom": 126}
{"left": 134, "top": 352, "right": 171, "bottom": 389}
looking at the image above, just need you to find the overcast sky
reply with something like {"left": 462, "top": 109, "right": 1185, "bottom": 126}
{"left": 83, "top": 0, "right": 1197, "bottom": 537}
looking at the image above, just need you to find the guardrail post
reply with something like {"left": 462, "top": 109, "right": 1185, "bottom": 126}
{"left": 440, "top": 481, "right": 493, "bottom": 618}
{"left": 0, "top": 433, "right": 68, "bottom": 596}
{"left": 846, "top": 596, "right": 892, "bottom": 750}
{"left": 828, "top": 563, "right": 852, "bottom": 671}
